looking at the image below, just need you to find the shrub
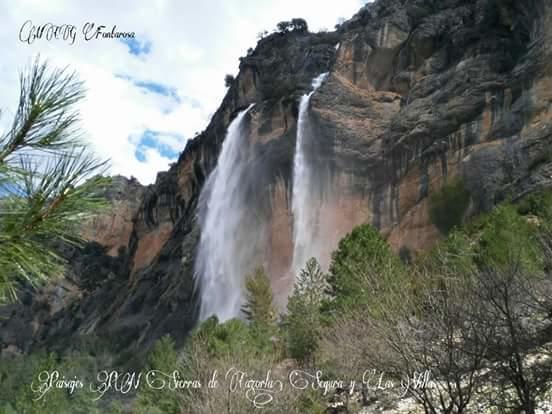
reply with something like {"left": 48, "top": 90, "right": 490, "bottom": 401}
{"left": 257, "top": 30, "right": 269, "bottom": 40}
{"left": 517, "top": 190, "right": 552, "bottom": 220}
{"left": 0, "top": 351, "right": 101, "bottom": 413}
{"left": 134, "top": 335, "right": 182, "bottom": 414}
{"left": 290, "top": 18, "right": 308, "bottom": 32}
{"left": 416, "top": 230, "right": 477, "bottom": 287}
{"left": 398, "top": 245, "right": 412, "bottom": 264}
{"left": 477, "top": 204, "right": 543, "bottom": 274}
{"left": 224, "top": 74, "right": 234, "bottom": 87}
{"left": 192, "top": 316, "right": 272, "bottom": 356}
{"left": 176, "top": 317, "right": 320, "bottom": 413}
{"left": 429, "top": 178, "right": 471, "bottom": 234}
{"left": 276, "top": 21, "right": 292, "bottom": 33}
{"left": 276, "top": 18, "right": 308, "bottom": 34}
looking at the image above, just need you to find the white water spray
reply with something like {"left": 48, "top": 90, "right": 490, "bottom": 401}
{"left": 291, "top": 73, "right": 328, "bottom": 276}
{"left": 195, "top": 104, "right": 254, "bottom": 322}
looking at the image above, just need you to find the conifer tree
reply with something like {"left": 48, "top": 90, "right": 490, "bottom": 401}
{"left": 242, "top": 267, "right": 277, "bottom": 333}
{"left": 285, "top": 258, "right": 328, "bottom": 364}
{"left": 0, "top": 58, "right": 108, "bottom": 303}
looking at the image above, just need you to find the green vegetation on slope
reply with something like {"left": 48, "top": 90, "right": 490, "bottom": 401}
{"left": 4, "top": 190, "right": 552, "bottom": 413}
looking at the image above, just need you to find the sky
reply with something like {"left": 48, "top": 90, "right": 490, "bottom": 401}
{"left": 0, "top": 0, "right": 367, "bottom": 184}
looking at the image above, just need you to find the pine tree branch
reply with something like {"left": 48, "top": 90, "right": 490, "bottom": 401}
{"left": 0, "top": 57, "right": 85, "bottom": 163}
{"left": 0, "top": 58, "right": 109, "bottom": 303}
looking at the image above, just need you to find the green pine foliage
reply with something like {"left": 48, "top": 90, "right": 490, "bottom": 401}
{"left": 241, "top": 267, "right": 278, "bottom": 337}
{"left": 285, "top": 258, "right": 328, "bottom": 363}
{"left": 421, "top": 200, "right": 545, "bottom": 284}
{"left": 190, "top": 316, "right": 273, "bottom": 356}
{"left": 180, "top": 316, "right": 327, "bottom": 414}
{"left": 317, "top": 191, "right": 552, "bottom": 413}
{"left": 415, "top": 230, "right": 477, "bottom": 294}
{"left": 131, "top": 191, "right": 552, "bottom": 411}
{"left": 0, "top": 58, "right": 108, "bottom": 303}
{"left": 134, "top": 335, "right": 182, "bottom": 414}
{"left": 517, "top": 190, "right": 552, "bottom": 221}
{"left": 326, "top": 224, "right": 406, "bottom": 314}
{"left": 476, "top": 204, "right": 543, "bottom": 273}
{"left": 0, "top": 352, "right": 101, "bottom": 414}
{"left": 292, "top": 257, "right": 329, "bottom": 304}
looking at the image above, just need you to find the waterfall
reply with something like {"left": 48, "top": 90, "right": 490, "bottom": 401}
{"left": 291, "top": 73, "right": 328, "bottom": 276}
{"left": 195, "top": 73, "right": 330, "bottom": 322}
{"left": 195, "top": 104, "right": 254, "bottom": 322}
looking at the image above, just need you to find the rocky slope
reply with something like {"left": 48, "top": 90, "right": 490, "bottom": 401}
{"left": 1, "top": 0, "right": 551, "bottom": 356}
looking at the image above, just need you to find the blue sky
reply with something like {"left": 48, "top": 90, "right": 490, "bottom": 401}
{"left": 121, "top": 38, "right": 152, "bottom": 56}
{"left": 0, "top": 0, "right": 367, "bottom": 184}
{"left": 116, "top": 74, "right": 182, "bottom": 103}
{"left": 135, "top": 130, "right": 183, "bottom": 161}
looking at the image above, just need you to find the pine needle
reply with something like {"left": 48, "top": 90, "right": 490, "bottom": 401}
{"left": 0, "top": 57, "right": 110, "bottom": 303}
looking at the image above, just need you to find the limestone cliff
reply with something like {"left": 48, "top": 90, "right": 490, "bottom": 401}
{"left": 1, "top": 0, "right": 551, "bottom": 356}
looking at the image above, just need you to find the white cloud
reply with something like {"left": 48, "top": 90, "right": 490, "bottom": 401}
{"left": 0, "top": 0, "right": 365, "bottom": 184}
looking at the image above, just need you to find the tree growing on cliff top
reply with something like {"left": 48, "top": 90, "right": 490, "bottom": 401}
{"left": 276, "top": 18, "right": 308, "bottom": 34}
{"left": 0, "top": 58, "right": 108, "bottom": 303}
{"left": 224, "top": 74, "right": 235, "bottom": 87}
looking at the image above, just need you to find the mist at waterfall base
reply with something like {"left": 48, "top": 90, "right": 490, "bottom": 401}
{"left": 195, "top": 74, "right": 330, "bottom": 322}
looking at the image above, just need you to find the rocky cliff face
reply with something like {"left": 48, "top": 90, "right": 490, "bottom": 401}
{"left": 1, "top": 0, "right": 551, "bottom": 356}
{"left": 310, "top": 0, "right": 552, "bottom": 253}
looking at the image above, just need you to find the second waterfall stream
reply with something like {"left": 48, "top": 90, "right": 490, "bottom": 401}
{"left": 291, "top": 72, "right": 329, "bottom": 277}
